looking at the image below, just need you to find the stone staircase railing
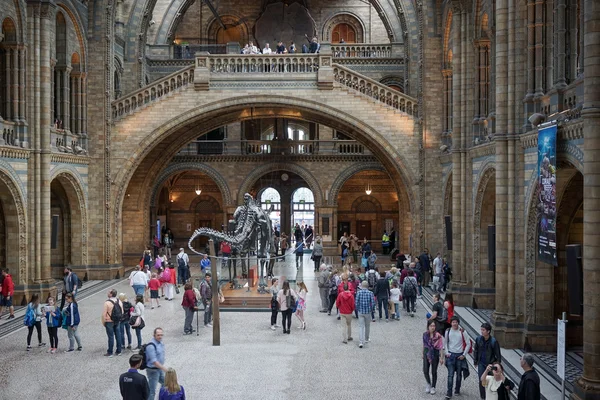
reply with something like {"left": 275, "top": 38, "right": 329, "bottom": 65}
{"left": 112, "top": 66, "right": 194, "bottom": 120}
{"left": 205, "top": 54, "right": 320, "bottom": 74}
{"left": 332, "top": 63, "right": 418, "bottom": 117}
{"left": 331, "top": 43, "right": 402, "bottom": 58}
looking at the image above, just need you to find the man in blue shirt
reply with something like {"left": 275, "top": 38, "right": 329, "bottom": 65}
{"left": 200, "top": 254, "right": 211, "bottom": 274}
{"left": 146, "top": 327, "right": 167, "bottom": 400}
{"left": 355, "top": 281, "right": 375, "bottom": 348}
{"left": 119, "top": 354, "right": 149, "bottom": 400}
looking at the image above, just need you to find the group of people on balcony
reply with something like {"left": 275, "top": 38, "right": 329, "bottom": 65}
{"left": 240, "top": 35, "right": 320, "bottom": 55}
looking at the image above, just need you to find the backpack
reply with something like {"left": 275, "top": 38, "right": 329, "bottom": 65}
{"left": 161, "top": 267, "right": 171, "bottom": 282}
{"left": 107, "top": 299, "right": 123, "bottom": 323}
{"left": 403, "top": 278, "right": 417, "bottom": 297}
{"left": 285, "top": 292, "right": 296, "bottom": 310}
{"left": 24, "top": 305, "right": 35, "bottom": 327}
{"left": 177, "top": 256, "right": 186, "bottom": 268}
{"left": 72, "top": 273, "right": 83, "bottom": 289}
{"left": 461, "top": 330, "right": 474, "bottom": 354}
{"left": 368, "top": 254, "right": 377, "bottom": 268}
{"left": 138, "top": 342, "right": 156, "bottom": 370}
{"left": 367, "top": 272, "right": 377, "bottom": 289}
{"left": 121, "top": 301, "right": 133, "bottom": 322}
{"left": 329, "top": 278, "right": 338, "bottom": 296}
{"left": 437, "top": 304, "right": 448, "bottom": 322}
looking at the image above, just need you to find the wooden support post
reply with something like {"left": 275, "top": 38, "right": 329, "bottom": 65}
{"left": 209, "top": 239, "right": 220, "bottom": 346}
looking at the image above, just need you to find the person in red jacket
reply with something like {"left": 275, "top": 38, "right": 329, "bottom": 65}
{"left": 1, "top": 268, "right": 15, "bottom": 319}
{"left": 336, "top": 283, "right": 355, "bottom": 344}
{"left": 181, "top": 282, "right": 196, "bottom": 335}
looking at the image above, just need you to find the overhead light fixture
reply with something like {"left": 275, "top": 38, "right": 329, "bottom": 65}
{"left": 195, "top": 179, "right": 201, "bottom": 195}
{"left": 365, "top": 184, "right": 372, "bottom": 195}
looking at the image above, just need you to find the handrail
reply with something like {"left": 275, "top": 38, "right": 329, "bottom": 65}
{"left": 206, "top": 54, "right": 320, "bottom": 74}
{"left": 331, "top": 44, "right": 392, "bottom": 58}
{"left": 332, "top": 63, "right": 418, "bottom": 117}
{"left": 175, "top": 139, "right": 368, "bottom": 156}
{"left": 111, "top": 65, "right": 194, "bottom": 120}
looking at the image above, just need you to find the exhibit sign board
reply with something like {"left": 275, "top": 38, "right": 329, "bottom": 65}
{"left": 537, "top": 124, "right": 558, "bottom": 265}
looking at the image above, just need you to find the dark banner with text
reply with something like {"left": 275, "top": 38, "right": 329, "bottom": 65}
{"left": 537, "top": 124, "right": 558, "bottom": 265}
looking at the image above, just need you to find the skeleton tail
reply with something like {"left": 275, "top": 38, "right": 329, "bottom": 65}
{"left": 188, "top": 227, "right": 246, "bottom": 255}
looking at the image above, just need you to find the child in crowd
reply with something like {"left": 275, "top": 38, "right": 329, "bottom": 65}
{"left": 149, "top": 273, "right": 161, "bottom": 309}
{"left": 390, "top": 282, "right": 401, "bottom": 320}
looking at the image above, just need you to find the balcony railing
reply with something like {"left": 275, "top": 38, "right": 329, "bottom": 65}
{"left": 332, "top": 44, "right": 393, "bottom": 58}
{"left": 208, "top": 54, "right": 320, "bottom": 74}
{"left": 174, "top": 139, "right": 369, "bottom": 156}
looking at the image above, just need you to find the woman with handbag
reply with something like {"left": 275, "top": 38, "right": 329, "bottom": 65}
{"left": 181, "top": 283, "right": 196, "bottom": 335}
{"left": 130, "top": 294, "right": 145, "bottom": 349}
{"left": 277, "top": 281, "right": 298, "bottom": 335}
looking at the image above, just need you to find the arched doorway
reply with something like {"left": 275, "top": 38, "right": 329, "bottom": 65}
{"left": 50, "top": 180, "right": 70, "bottom": 276}
{"left": 260, "top": 188, "right": 281, "bottom": 231}
{"left": 332, "top": 23, "right": 356, "bottom": 43}
{"left": 291, "top": 187, "right": 314, "bottom": 235}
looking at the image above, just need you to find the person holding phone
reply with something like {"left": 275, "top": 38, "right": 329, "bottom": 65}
{"left": 480, "top": 363, "right": 514, "bottom": 400}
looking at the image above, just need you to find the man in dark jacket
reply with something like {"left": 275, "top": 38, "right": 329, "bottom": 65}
{"left": 374, "top": 274, "right": 390, "bottom": 321}
{"left": 119, "top": 354, "right": 149, "bottom": 400}
{"left": 419, "top": 249, "right": 431, "bottom": 287}
{"left": 473, "top": 322, "right": 502, "bottom": 399}
{"left": 518, "top": 353, "right": 541, "bottom": 400}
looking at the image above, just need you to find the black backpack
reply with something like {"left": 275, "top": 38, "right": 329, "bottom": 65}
{"left": 107, "top": 299, "right": 123, "bottom": 323}
{"left": 120, "top": 301, "right": 133, "bottom": 322}
{"left": 138, "top": 342, "right": 156, "bottom": 370}
{"left": 367, "top": 272, "right": 377, "bottom": 290}
{"left": 177, "top": 256, "right": 186, "bottom": 268}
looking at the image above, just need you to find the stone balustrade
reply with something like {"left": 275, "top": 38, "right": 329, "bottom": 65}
{"left": 204, "top": 54, "right": 320, "bottom": 74}
{"left": 112, "top": 67, "right": 194, "bottom": 120}
{"left": 332, "top": 64, "right": 418, "bottom": 116}
{"left": 331, "top": 44, "right": 395, "bottom": 58}
{"left": 175, "top": 139, "right": 370, "bottom": 156}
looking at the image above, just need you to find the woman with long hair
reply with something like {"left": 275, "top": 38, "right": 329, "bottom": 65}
{"left": 63, "top": 292, "right": 82, "bottom": 352}
{"left": 423, "top": 320, "right": 444, "bottom": 394}
{"left": 295, "top": 282, "right": 308, "bottom": 330}
{"left": 181, "top": 283, "right": 196, "bottom": 335}
{"left": 269, "top": 278, "right": 280, "bottom": 331}
{"left": 44, "top": 296, "right": 61, "bottom": 353}
{"left": 25, "top": 293, "right": 45, "bottom": 350}
{"left": 118, "top": 293, "right": 133, "bottom": 350}
{"left": 159, "top": 368, "right": 186, "bottom": 399}
{"left": 444, "top": 292, "right": 455, "bottom": 331}
{"left": 481, "top": 362, "right": 514, "bottom": 400}
{"left": 131, "top": 294, "right": 145, "bottom": 349}
{"left": 277, "top": 280, "right": 297, "bottom": 334}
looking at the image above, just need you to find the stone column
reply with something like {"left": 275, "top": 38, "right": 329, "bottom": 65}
{"left": 4, "top": 47, "right": 12, "bottom": 120}
{"left": 81, "top": 73, "right": 87, "bottom": 138}
{"left": 11, "top": 47, "right": 18, "bottom": 121}
{"left": 534, "top": 0, "right": 544, "bottom": 96}
{"left": 554, "top": 0, "right": 567, "bottom": 88}
{"left": 62, "top": 66, "right": 71, "bottom": 131}
{"left": 572, "top": 0, "right": 600, "bottom": 397}
{"left": 18, "top": 46, "right": 26, "bottom": 123}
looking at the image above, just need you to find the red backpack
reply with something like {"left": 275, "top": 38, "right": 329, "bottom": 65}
{"left": 161, "top": 268, "right": 171, "bottom": 283}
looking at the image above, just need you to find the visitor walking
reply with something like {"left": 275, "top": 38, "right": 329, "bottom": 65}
{"left": 295, "top": 282, "right": 307, "bottom": 329}
{"left": 317, "top": 264, "right": 330, "bottom": 312}
{"left": 327, "top": 269, "right": 340, "bottom": 315}
{"left": 131, "top": 294, "right": 145, "bottom": 349}
{"left": 159, "top": 368, "right": 186, "bottom": 400}
{"left": 433, "top": 252, "right": 443, "bottom": 292}
{"left": 295, "top": 241, "right": 304, "bottom": 269}
{"left": 277, "top": 281, "right": 298, "bottom": 334}
{"left": 44, "top": 296, "right": 61, "bottom": 353}
{"left": 270, "top": 278, "right": 280, "bottom": 331}
{"left": 146, "top": 327, "right": 168, "bottom": 400}
{"left": 403, "top": 269, "right": 418, "bottom": 316}
{"left": 60, "top": 267, "right": 80, "bottom": 310}
{"left": 336, "top": 283, "right": 355, "bottom": 343}
{"left": 312, "top": 238, "right": 323, "bottom": 272}
{"left": 444, "top": 316, "right": 471, "bottom": 398}
{"left": 200, "top": 254, "right": 210, "bottom": 275}
{"left": 428, "top": 293, "right": 447, "bottom": 334}
{"left": 102, "top": 289, "right": 124, "bottom": 357}
{"left": 481, "top": 363, "right": 514, "bottom": 400}
{"left": 176, "top": 248, "right": 189, "bottom": 286}
{"left": 390, "top": 282, "right": 401, "bottom": 320}
{"left": 118, "top": 293, "right": 133, "bottom": 350}
{"left": 181, "top": 283, "right": 196, "bottom": 335}
{"left": 355, "top": 281, "right": 375, "bottom": 348}
{"left": 129, "top": 266, "right": 149, "bottom": 297}
{"left": 119, "top": 354, "right": 149, "bottom": 400}
{"left": 200, "top": 273, "right": 213, "bottom": 328}
{"left": 25, "top": 294, "right": 45, "bottom": 351}
{"left": 149, "top": 273, "right": 161, "bottom": 309}
{"left": 0, "top": 268, "right": 15, "bottom": 319}
{"left": 517, "top": 353, "right": 541, "bottom": 400}
{"left": 473, "top": 322, "right": 502, "bottom": 399}
{"left": 374, "top": 273, "right": 390, "bottom": 321}
{"left": 423, "top": 320, "right": 444, "bottom": 395}
{"left": 63, "top": 292, "right": 82, "bottom": 352}
{"left": 419, "top": 249, "right": 432, "bottom": 288}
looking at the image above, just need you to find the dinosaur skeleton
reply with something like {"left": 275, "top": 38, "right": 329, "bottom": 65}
{"left": 188, "top": 193, "right": 274, "bottom": 258}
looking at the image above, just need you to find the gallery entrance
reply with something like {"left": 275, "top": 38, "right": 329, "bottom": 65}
{"left": 356, "top": 220, "right": 371, "bottom": 242}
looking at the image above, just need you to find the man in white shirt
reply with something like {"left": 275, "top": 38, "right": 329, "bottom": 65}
{"left": 444, "top": 316, "right": 471, "bottom": 398}
{"left": 262, "top": 43, "right": 272, "bottom": 54}
{"left": 433, "top": 252, "right": 443, "bottom": 292}
{"left": 248, "top": 41, "right": 259, "bottom": 54}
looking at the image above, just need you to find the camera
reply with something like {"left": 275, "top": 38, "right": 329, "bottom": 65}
{"left": 491, "top": 366, "right": 498, "bottom": 371}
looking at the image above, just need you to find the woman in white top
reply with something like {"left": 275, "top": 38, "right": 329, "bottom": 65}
{"left": 480, "top": 362, "right": 514, "bottom": 400}
{"left": 389, "top": 281, "right": 401, "bottom": 320}
{"left": 276, "top": 281, "right": 297, "bottom": 335}
{"left": 130, "top": 294, "right": 145, "bottom": 349}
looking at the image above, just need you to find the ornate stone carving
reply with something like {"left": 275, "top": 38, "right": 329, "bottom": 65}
{"left": 524, "top": 170, "right": 540, "bottom": 323}
{"left": 473, "top": 167, "right": 496, "bottom": 288}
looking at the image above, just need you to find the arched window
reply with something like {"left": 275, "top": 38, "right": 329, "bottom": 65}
{"left": 292, "top": 187, "right": 314, "bottom": 229}
{"left": 261, "top": 187, "right": 281, "bottom": 229}
{"left": 332, "top": 23, "right": 356, "bottom": 43}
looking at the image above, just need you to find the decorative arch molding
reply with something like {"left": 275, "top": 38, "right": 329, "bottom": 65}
{"left": 472, "top": 166, "right": 495, "bottom": 288}
{"left": 149, "top": 162, "right": 233, "bottom": 207}
{"left": 56, "top": 2, "right": 88, "bottom": 70}
{"left": 351, "top": 195, "right": 382, "bottom": 213}
{"left": 380, "top": 76, "right": 404, "bottom": 92}
{"left": 205, "top": 14, "right": 250, "bottom": 44}
{"left": 189, "top": 194, "right": 222, "bottom": 213}
{"left": 3, "top": 0, "right": 26, "bottom": 42}
{"left": 51, "top": 169, "right": 89, "bottom": 266}
{"left": 322, "top": 12, "right": 366, "bottom": 43}
{"left": 0, "top": 159, "right": 26, "bottom": 200}
{"left": 237, "top": 163, "right": 323, "bottom": 207}
{"left": 0, "top": 167, "right": 27, "bottom": 284}
{"left": 441, "top": 8, "right": 454, "bottom": 65}
{"left": 557, "top": 143, "right": 584, "bottom": 174}
{"left": 328, "top": 162, "right": 386, "bottom": 206}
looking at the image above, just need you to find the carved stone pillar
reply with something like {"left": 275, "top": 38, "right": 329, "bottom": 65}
{"left": 62, "top": 66, "right": 71, "bottom": 131}
{"left": 534, "top": 0, "right": 544, "bottom": 96}
{"left": 80, "top": 73, "right": 87, "bottom": 137}
{"left": 572, "top": 0, "right": 600, "bottom": 397}
{"left": 4, "top": 47, "right": 12, "bottom": 120}
{"left": 18, "top": 46, "right": 25, "bottom": 123}
{"left": 526, "top": 0, "right": 535, "bottom": 99}
{"left": 555, "top": 0, "right": 567, "bottom": 88}
{"left": 11, "top": 47, "right": 18, "bottom": 121}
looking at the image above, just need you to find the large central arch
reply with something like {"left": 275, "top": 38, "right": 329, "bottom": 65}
{"left": 113, "top": 95, "right": 419, "bottom": 263}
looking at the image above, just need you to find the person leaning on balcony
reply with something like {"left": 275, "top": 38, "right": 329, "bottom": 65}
{"left": 262, "top": 43, "right": 272, "bottom": 54}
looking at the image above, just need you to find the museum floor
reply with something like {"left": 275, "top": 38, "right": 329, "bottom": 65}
{"left": 0, "top": 254, "right": 483, "bottom": 400}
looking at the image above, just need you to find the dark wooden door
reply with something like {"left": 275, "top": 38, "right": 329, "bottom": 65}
{"left": 357, "top": 220, "right": 371, "bottom": 241}
{"left": 337, "top": 221, "right": 350, "bottom": 241}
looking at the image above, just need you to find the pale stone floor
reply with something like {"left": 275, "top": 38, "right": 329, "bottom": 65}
{"left": 0, "top": 254, "right": 482, "bottom": 400}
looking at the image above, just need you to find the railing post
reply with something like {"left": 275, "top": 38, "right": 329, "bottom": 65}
{"left": 194, "top": 52, "right": 210, "bottom": 91}
{"left": 318, "top": 43, "right": 334, "bottom": 90}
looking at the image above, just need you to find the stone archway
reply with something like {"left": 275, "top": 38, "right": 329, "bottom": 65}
{"left": 322, "top": 12, "right": 366, "bottom": 43}
{"left": 0, "top": 166, "right": 27, "bottom": 285}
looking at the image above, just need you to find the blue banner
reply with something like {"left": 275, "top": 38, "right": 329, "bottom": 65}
{"left": 537, "top": 124, "right": 558, "bottom": 265}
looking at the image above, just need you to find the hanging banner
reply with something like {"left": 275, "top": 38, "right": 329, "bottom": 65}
{"left": 537, "top": 124, "right": 558, "bottom": 266}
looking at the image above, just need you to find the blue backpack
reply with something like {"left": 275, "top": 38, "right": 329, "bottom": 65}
{"left": 24, "top": 305, "right": 35, "bottom": 327}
